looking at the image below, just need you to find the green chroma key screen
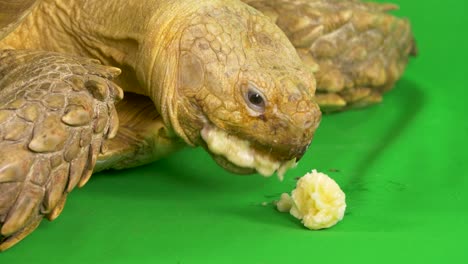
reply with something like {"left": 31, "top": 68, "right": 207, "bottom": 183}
{"left": 3, "top": 0, "right": 467, "bottom": 263}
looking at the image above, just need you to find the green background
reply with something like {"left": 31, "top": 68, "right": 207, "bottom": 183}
{"left": 3, "top": 0, "right": 468, "bottom": 262}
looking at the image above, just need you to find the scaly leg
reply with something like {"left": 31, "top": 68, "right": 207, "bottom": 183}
{"left": 0, "top": 49, "right": 122, "bottom": 251}
{"left": 95, "top": 93, "right": 186, "bottom": 172}
{"left": 244, "top": 0, "right": 416, "bottom": 112}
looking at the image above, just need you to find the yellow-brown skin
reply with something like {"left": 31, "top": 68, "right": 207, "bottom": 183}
{"left": 0, "top": 0, "right": 324, "bottom": 249}
{"left": 245, "top": 0, "right": 416, "bottom": 111}
{"left": 1, "top": 0, "right": 416, "bottom": 161}
{"left": 0, "top": 0, "right": 415, "bottom": 251}
{"left": 0, "top": 0, "right": 320, "bottom": 169}
{"left": 174, "top": 4, "right": 321, "bottom": 162}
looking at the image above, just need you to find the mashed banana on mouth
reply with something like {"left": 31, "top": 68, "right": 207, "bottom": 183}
{"left": 202, "top": 126, "right": 346, "bottom": 228}
{"left": 277, "top": 170, "right": 346, "bottom": 230}
{"left": 201, "top": 126, "right": 297, "bottom": 180}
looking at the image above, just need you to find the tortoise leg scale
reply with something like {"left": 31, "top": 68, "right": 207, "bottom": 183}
{"left": 243, "top": 0, "right": 416, "bottom": 112}
{"left": 0, "top": 49, "right": 123, "bottom": 251}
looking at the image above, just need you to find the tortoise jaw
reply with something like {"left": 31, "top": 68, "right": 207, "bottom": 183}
{"left": 210, "top": 154, "right": 256, "bottom": 175}
{"left": 200, "top": 125, "right": 297, "bottom": 180}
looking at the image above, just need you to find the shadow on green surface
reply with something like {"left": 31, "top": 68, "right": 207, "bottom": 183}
{"left": 343, "top": 78, "right": 425, "bottom": 202}
{"left": 88, "top": 149, "right": 272, "bottom": 201}
{"left": 82, "top": 78, "right": 425, "bottom": 232}
{"left": 215, "top": 203, "right": 306, "bottom": 229}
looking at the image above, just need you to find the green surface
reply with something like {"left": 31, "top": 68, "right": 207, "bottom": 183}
{"left": 3, "top": 0, "right": 468, "bottom": 263}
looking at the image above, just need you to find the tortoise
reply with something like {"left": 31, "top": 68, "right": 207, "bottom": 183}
{"left": 0, "top": 0, "right": 415, "bottom": 251}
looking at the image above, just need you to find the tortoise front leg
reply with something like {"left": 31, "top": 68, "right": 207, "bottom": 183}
{"left": 0, "top": 50, "right": 122, "bottom": 251}
{"left": 95, "top": 92, "right": 186, "bottom": 172}
{"left": 244, "top": 0, "right": 416, "bottom": 112}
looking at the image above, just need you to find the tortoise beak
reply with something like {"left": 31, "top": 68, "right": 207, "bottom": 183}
{"left": 295, "top": 142, "right": 311, "bottom": 162}
{"left": 211, "top": 154, "right": 256, "bottom": 175}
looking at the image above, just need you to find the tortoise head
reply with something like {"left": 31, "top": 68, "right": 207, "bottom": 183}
{"left": 169, "top": 2, "right": 321, "bottom": 178}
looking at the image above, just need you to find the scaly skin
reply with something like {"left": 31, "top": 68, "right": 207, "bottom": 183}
{"left": 243, "top": 0, "right": 415, "bottom": 111}
{"left": 0, "top": 50, "right": 123, "bottom": 251}
{"left": 0, "top": 0, "right": 415, "bottom": 251}
{"left": 1, "top": 0, "right": 320, "bottom": 163}
{"left": 0, "top": 0, "right": 321, "bottom": 250}
{"left": 95, "top": 93, "right": 186, "bottom": 172}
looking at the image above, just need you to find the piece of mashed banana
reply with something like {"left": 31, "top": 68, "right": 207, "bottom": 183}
{"left": 277, "top": 170, "right": 346, "bottom": 230}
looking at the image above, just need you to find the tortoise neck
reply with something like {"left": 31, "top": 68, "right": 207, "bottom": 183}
{"left": 0, "top": 0, "right": 198, "bottom": 139}
{"left": 0, "top": 0, "right": 214, "bottom": 143}
{"left": 61, "top": 0, "right": 202, "bottom": 142}
{"left": 58, "top": 0, "right": 198, "bottom": 140}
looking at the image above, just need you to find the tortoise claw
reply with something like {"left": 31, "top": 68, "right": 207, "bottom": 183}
{"left": 314, "top": 93, "right": 347, "bottom": 112}
{"left": 245, "top": 0, "right": 415, "bottom": 111}
{"left": 0, "top": 215, "right": 42, "bottom": 252}
{"left": 315, "top": 88, "right": 384, "bottom": 113}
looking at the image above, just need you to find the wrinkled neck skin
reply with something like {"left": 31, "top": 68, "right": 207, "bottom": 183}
{"left": 0, "top": 0, "right": 200, "bottom": 143}
{"left": 0, "top": 0, "right": 322, "bottom": 178}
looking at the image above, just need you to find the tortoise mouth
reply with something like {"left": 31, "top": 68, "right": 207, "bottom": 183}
{"left": 200, "top": 124, "right": 297, "bottom": 180}
{"left": 210, "top": 154, "right": 256, "bottom": 175}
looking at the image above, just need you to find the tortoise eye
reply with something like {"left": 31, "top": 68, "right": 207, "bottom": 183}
{"left": 248, "top": 91, "right": 264, "bottom": 106}
{"left": 244, "top": 84, "right": 266, "bottom": 113}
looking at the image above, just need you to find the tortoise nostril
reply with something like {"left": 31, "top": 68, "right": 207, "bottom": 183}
{"left": 295, "top": 101, "right": 320, "bottom": 130}
{"left": 301, "top": 111, "right": 316, "bottom": 129}
{"left": 303, "top": 119, "right": 314, "bottom": 129}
